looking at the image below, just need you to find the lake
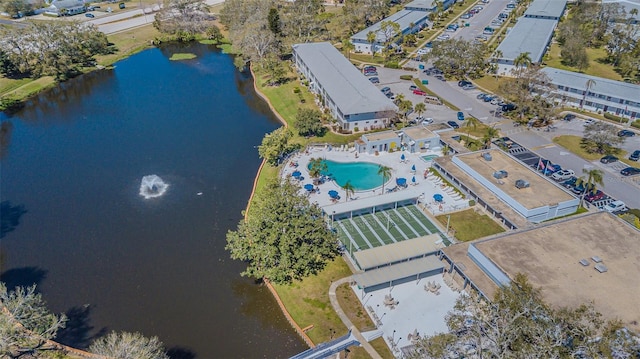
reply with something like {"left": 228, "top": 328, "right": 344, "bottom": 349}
{"left": 0, "top": 43, "right": 307, "bottom": 358}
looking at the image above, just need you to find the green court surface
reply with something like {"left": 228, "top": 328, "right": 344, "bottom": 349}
{"left": 334, "top": 205, "right": 443, "bottom": 253}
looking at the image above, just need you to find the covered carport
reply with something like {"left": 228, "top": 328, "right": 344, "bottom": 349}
{"left": 353, "top": 256, "right": 444, "bottom": 293}
{"left": 323, "top": 190, "right": 420, "bottom": 221}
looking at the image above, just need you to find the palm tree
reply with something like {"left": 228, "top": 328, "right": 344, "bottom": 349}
{"left": 441, "top": 144, "right": 450, "bottom": 156}
{"left": 377, "top": 165, "right": 392, "bottom": 195}
{"left": 580, "top": 168, "right": 604, "bottom": 206}
{"left": 464, "top": 116, "right": 480, "bottom": 144}
{"left": 482, "top": 126, "right": 499, "bottom": 149}
{"left": 513, "top": 52, "right": 532, "bottom": 78}
{"left": 493, "top": 49, "right": 503, "bottom": 79}
{"left": 581, "top": 78, "right": 596, "bottom": 109}
{"left": 415, "top": 102, "right": 426, "bottom": 118}
{"left": 366, "top": 31, "right": 377, "bottom": 58}
{"left": 342, "top": 180, "right": 355, "bottom": 202}
{"left": 308, "top": 157, "right": 327, "bottom": 178}
{"left": 341, "top": 38, "right": 355, "bottom": 60}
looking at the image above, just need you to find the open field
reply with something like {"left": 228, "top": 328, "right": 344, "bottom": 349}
{"left": 545, "top": 43, "right": 623, "bottom": 81}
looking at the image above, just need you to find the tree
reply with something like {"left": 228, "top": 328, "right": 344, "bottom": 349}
{"left": 580, "top": 168, "right": 604, "bottom": 205}
{"left": 414, "top": 102, "right": 426, "bottom": 118}
{"left": 0, "top": 0, "right": 32, "bottom": 18}
{"left": 341, "top": 180, "right": 355, "bottom": 201}
{"left": 411, "top": 274, "right": 640, "bottom": 358}
{"left": 0, "top": 283, "right": 67, "bottom": 358}
{"left": 281, "top": 0, "right": 325, "bottom": 43}
{"left": 397, "top": 100, "right": 413, "bottom": 122}
{"left": 295, "top": 108, "right": 325, "bottom": 137}
{"left": 581, "top": 122, "right": 625, "bottom": 154}
{"left": 377, "top": 165, "right": 392, "bottom": 195}
{"left": 226, "top": 179, "right": 339, "bottom": 284}
{"left": 441, "top": 144, "right": 450, "bottom": 156}
{"left": 267, "top": 7, "right": 281, "bottom": 36}
{"left": 561, "top": 36, "right": 589, "bottom": 70}
{"left": 463, "top": 116, "right": 480, "bottom": 143}
{"left": 154, "top": 0, "right": 213, "bottom": 36}
{"left": 205, "top": 25, "right": 223, "bottom": 43}
{"left": 366, "top": 31, "right": 377, "bottom": 57}
{"left": 262, "top": 54, "right": 287, "bottom": 85}
{"left": 89, "top": 331, "right": 169, "bottom": 359}
{"left": 422, "top": 38, "right": 487, "bottom": 79}
{"left": 220, "top": 0, "right": 278, "bottom": 63}
{"left": 308, "top": 157, "right": 328, "bottom": 178}
{"left": 257, "top": 127, "right": 298, "bottom": 166}
{"left": 512, "top": 52, "right": 532, "bottom": 78}
{"left": 403, "top": 33, "right": 417, "bottom": 47}
{"left": 341, "top": 38, "right": 355, "bottom": 60}
{"left": 482, "top": 126, "right": 499, "bottom": 149}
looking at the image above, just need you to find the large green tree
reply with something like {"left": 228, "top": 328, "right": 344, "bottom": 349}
{"left": 581, "top": 122, "right": 625, "bottom": 154}
{"left": 257, "top": 127, "right": 298, "bottom": 166}
{"left": 226, "top": 179, "right": 339, "bottom": 284}
{"left": 89, "top": 332, "right": 169, "bottom": 359}
{"left": 154, "top": 0, "right": 213, "bottom": 37}
{"left": 295, "top": 108, "right": 325, "bottom": 137}
{"left": 422, "top": 38, "right": 487, "bottom": 79}
{"left": 410, "top": 274, "right": 640, "bottom": 358}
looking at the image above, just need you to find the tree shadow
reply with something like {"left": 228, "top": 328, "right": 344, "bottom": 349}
{"left": 0, "top": 121, "right": 14, "bottom": 158}
{"left": 0, "top": 266, "right": 47, "bottom": 291}
{"left": 167, "top": 346, "right": 196, "bottom": 359}
{"left": 0, "top": 200, "right": 28, "bottom": 239}
{"left": 56, "top": 304, "right": 108, "bottom": 349}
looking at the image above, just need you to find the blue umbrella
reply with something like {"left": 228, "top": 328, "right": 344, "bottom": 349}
{"left": 328, "top": 190, "right": 339, "bottom": 198}
{"left": 433, "top": 194, "right": 443, "bottom": 202}
{"left": 304, "top": 184, "right": 314, "bottom": 191}
{"left": 400, "top": 154, "right": 406, "bottom": 161}
{"left": 411, "top": 164, "right": 416, "bottom": 171}
{"left": 292, "top": 171, "right": 301, "bottom": 178}
{"left": 396, "top": 178, "right": 407, "bottom": 186}
{"left": 412, "top": 176, "right": 416, "bottom": 183}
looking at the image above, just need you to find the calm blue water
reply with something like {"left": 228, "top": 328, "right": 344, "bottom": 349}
{"left": 319, "top": 160, "right": 384, "bottom": 190}
{"left": 0, "top": 43, "right": 306, "bottom": 358}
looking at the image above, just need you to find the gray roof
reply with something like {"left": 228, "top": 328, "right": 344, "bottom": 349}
{"left": 524, "top": 0, "right": 567, "bottom": 18}
{"left": 495, "top": 17, "right": 557, "bottom": 63}
{"left": 404, "top": 0, "right": 436, "bottom": 11}
{"left": 541, "top": 67, "right": 640, "bottom": 104}
{"left": 353, "top": 234, "right": 442, "bottom": 270}
{"left": 323, "top": 187, "right": 418, "bottom": 216}
{"left": 292, "top": 42, "right": 397, "bottom": 117}
{"left": 50, "top": 0, "right": 84, "bottom": 9}
{"left": 351, "top": 9, "right": 429, "bottom": 42}
{"left": 353, "top": 255, "right": 444, "bottom": 289}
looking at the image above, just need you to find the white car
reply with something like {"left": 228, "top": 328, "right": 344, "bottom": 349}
{"left": 437, "top": 34, "right": 451, "bottom": 41}
{"left": 602, "top": 200, "right": 627, "bottom": 213}
{"left": 421, "top": 118, "right": 434, "bottom": 125}
{"left": 417, "top": 48, "right": 428, "bottom": 55}
{"left": 551, "top": 169, "right": 575, "bottom": 181}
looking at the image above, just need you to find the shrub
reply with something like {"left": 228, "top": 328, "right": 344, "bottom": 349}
{"left": 353, "top": 127, "right": 359, "bottom": 132}
{"left": 293, "top": 87, "right": 301, "bottom": 94}
{"left": 468, "top": 199, "right": 476, "bottom": 207}
{"left": 603, "top": 112, "right": 626, "bottom": 123}
{"left": 400, "top": 74, "right": 413, "bottom": 80}
{"left": 631, "top": 121, "right": 640, "bottom": 129}
{"left": 384, "top": 61, "right": 400, "bottom": 69}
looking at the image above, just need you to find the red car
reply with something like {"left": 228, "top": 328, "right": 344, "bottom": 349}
{"left": 413, "top": 89, "right": 427, "bottom": 96}
{"left": 584, "top": 190, "right": 606, "bottom": 202}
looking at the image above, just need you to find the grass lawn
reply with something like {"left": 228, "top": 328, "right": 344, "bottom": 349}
{"left": 349, "top": 53, "right": 386, "bottom": 66}
{"left": 545, "top": 43, "right": 623, "bottom": 81}
{"left": 273, "top": 258, "right": 353, "bottom": 344}
{"left": 553, "top": 135, "right": 637, "bottom": 166}
{"left": 473, "top": 76, "right": 506, "bottom": 95}
{"left": 96, "top": 25, "right": 160, "bottom": 67}
{"left": 1, "top": 76, "right": 56, "bottom": 100}
{"left": 436, "top": 208, "right": 505, "bottom": 242}
{"left": 169, "top": 53, "right": 197, "bottom": 61}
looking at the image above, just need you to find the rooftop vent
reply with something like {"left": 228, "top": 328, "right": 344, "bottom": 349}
{"left": 482, "top": 152, "right": 492, "bottom": 161}
{"left": 515, "top": 179, "right": 530, "bottom": 189}
{"left": 594, "top": 263, "right": 608, "bottom": 273}
{"left": 493, "top": 170, "right": 508, "bottom": 179}
{"left": 579, "top": 259, "right": 589, "bottom": 266}
{"left": 591, "top": 256, "right": 603, "bottom": 263}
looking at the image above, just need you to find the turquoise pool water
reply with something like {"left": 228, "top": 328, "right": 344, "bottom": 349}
{"left": 422, "top": 154, "right": 439, "bottom": 161}
{"left": 311, "top": 160, "right": 384, "bottom": 191}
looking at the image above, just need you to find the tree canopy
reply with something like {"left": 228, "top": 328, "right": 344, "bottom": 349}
{"left": 154, "top": 0, "right": 216, "bottom": 38}
{"left": 581, "top": 122, "right": 625, "bottom": 154}
{"left": 295, "top": 108, "right": 325, "bottom": 137}
{"left": 257, "top": 127, "right": 299, "bottom": 166}
{"left": 225, "top": 178, "right": 339, "bottom": 284}
{"left": 410, "top": 274, "right": 640, "bottom": 358}
{"left": 89, "top": 331, "right": 169, "bottom": 359}
{"left": 422, "top": 38, "right": 488, "bottom": 79}
{"left": 0, "top": 22, "right": 111, "bottom": 79}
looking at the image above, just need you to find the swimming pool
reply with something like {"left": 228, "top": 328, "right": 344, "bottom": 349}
{"left": 421, "top": 154, "right": 439, "bottom": 161}
{"left": 311, "top": 160, "right": 385, "bottom": 191}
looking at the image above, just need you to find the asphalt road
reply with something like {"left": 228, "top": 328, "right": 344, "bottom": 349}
{"left": 451, "top": 0, "right": 511, "bottom": 41}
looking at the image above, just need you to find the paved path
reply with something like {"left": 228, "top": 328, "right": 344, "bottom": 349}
{"left": 329, "top": 276, "right": 383, "bottom": 359}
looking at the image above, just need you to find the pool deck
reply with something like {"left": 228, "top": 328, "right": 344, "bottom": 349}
{"left": 282, "top": 147, "right": 470, "bottom": 215}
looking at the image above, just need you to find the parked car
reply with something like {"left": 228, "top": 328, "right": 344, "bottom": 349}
{"left": 409, "top": 85, "right": 418, "bottom": 91}
{"left": 600, "top": 155, "right": 618, "bottom": 164}
{"left": 85, "top": 12, "right": 95, "bottom": 17}
{"left": 365, "top": 71, "right": 378, "bottom": 77}
{"left": 458, "top": 80, "right": 472, "bottom": 87}
{"left": 364, "top": 65, "right": 376, "bottom": 71}
{"left": 413, "top": 89, "right": 427, "bottom": 96}
{"left": 460, "top": 13, "right": 472, "bottom": 19}
{"left": 618, "top": 129, "right": 636, "bottom": 137}
{"left": 563, "top": 114, "right": 576, "bottom": 121}
{"left": 499, "top": 103, "right": 515, "bottom": 111}
{"left": 583, "top": 118, "right": 595, "bottom": 126}
{"left": 369, "top": 77, "right": 379, "bottom": 84}
{"left": 629, "top": 150, "right": 640, "bottom": 161}
{"left": 562, "top": 176, "right": 578, "bottom": 188}
{"left": 602, "top": 200, "right": 627, "bottom": 213}
{"left": 551, "top": 169, "right": 575, "bottom": 181}
{"left": 476, "top": 93, "right": 487, "bottom": 99}
{"left": 437, "top": 34, "right": 451, "bottom": 40}
{"left": 457, "top": 111, "right": 465, "bottom": 121}
{"left": 462, "top": 84, "right": 476, "bottom": 90}
{"left": 421, "top": 118, "right": 434, "bottom": 125}
{"left": 447, "top": 121, "right": 460, "bottom": 129}
{"left": 620, "top": 167, "right": 640, "bottom": 176}
{"left": 584, "top": 190, "right": 606, "bottom": 202}
{"left": 542, "top": 163, "right": 562, "bottom": 175}
{"left": 572, "top": 182, "right": 595, "bottom": 194}
{"left": 425, "top": 41, "right": 433, "bottom": 48}
{"left": 483, "top": 95, "right": 495, "bottom": 102}
{"left": 381, "top": 87, "right": 391, "bottom": 94}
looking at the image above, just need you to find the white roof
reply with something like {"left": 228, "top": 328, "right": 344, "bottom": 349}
{"left": 292, "top": 42, "right": 397, "bottom": 117}
{"left": 542, "top": 67, "right": 640, "bottom": 106}
{"left": 351, "top": 10, "right": 429, "bottom": 43}
{"left": 354, "top": 234, "right": 442, "bottom": 270}
{"left": 323, "top": 188, "right": 419, "bottom": 215}
{"left": 524, "top": 0, "right": 567, "bottom": 18}
{"left": 495, "top": 17, "right": 557, "bottom": 63}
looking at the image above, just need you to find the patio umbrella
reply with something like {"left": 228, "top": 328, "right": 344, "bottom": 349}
{"left": 400, "top": 153, "right": 406, "bottom": 161}
{"left": 411, "top": 164, "right": 416, "bottom": 172}
{"left": 304, "top": 184, "right": 314, "bottom": 191}
{"left": 412, "top": 176, "right": 416, "bottom": 184}
{"left": 328, "top": 190, "right": 339, "bottom": 198}
{"left": 292, "top": 171, "right": 301, "bottom": 178}
{"left": 433, "top": 194, "right": 443, "bottom": 202}
{"left": 396, "top": 178, "right": 407, "bottom": 186}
